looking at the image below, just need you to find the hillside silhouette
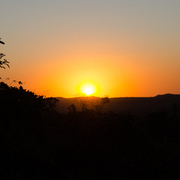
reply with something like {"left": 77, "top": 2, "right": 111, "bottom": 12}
{"left": 1, "top": 82, "right": 180, "bottom": 179}
{"left": 56, "top": 94, "right": 180, "bottom": 116}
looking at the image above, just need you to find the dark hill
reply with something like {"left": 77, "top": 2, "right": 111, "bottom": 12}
{"left": 55, "top": 94, "right": 180, "bottom": 115}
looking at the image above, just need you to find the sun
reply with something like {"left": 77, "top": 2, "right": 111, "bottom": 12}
{"left": 78, "top": 82, "right": 98, "bottom": 96}
{"left": 84, "top": 87, "right": 93, "bottom": 96}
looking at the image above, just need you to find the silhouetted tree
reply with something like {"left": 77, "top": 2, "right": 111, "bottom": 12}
{"left": 68, "top": 103, "right": 76, "bottom": 113}
{"left": 0, "top": 82, "right": 60, "bottom": 119}
{"left": 0, "top": 53, "right": 9, "bottom": 69}
{"left": 0, "top": 38, "right": 9, "bottom": 69}
{"left": 92, "top": 96, "right": 110, "bottom": 114}
{"left": 75, "top": 96, "right": 90, "bottom": 111}
{"left": 43, "top": 97, "right": 59, "bottom": 112}
{"left": 75, "top": 96, "right": 110, "bottom": 113}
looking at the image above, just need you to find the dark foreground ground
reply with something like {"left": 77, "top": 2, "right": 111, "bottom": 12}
{"left": 1, "top": 84, "right": 180, "bottom": 180}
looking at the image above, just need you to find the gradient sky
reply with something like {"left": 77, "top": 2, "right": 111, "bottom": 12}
{"left": 1, "top": 0, "right": 180, "bottom": 97}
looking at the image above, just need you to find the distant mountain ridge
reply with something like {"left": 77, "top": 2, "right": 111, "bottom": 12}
{"left": 155, "top": 93, "right": 180, "bottom": 97}
{"left": 55, "top": 94, "right": 180, "bottom": 116}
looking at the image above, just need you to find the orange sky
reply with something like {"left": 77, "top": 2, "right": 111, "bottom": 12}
{"left": 1, "top": 1, "right": 180, "bottom": 97}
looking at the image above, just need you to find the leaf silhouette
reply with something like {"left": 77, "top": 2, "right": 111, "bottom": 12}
{"left": 0, "top": 38, "right": 5, "bottom": 44}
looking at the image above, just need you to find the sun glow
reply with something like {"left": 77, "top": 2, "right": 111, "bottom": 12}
{"left": 77, "top": 82, "right": 98, "bottom": 96}
{"left": 84, "top": 87, "right": 93, "bottom": 96}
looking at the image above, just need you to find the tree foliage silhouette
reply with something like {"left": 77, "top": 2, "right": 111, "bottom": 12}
{"left": 0, "top": 38, "right": 5, "bottom": 45}
{"left": 0, "top": 38, "right": 10, "bottom": 69}
{"left": 92, "top": 96, "right": 110, "bottom": 114}
{"left": 0, "top": 82, "right": 59, "bottom": 118}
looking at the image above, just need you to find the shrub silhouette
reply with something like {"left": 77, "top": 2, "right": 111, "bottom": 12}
{"left": 0, "top": 82, "right": 59, "bottom": 119}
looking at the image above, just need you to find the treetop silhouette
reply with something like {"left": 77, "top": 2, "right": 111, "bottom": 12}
{"left": 0, "top": 38, "right": 10, "bottom": 69}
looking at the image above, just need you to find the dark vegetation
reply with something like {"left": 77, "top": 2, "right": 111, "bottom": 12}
{"left": 0, "top": 38, "right": 9, "bottom": 69}
{"left": 1, "top": 39, "right": 180, "bottom": 179}
{"left": 1, "top": 82, "right": 180, "bottom": 180}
